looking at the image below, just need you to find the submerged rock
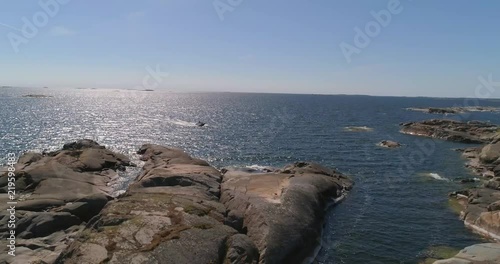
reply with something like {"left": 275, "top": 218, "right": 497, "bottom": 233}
{"left": 458, "top": 178, "right": 478, "bottom": 184}
{"left": 420, "top": 245, "right": 461, "bottom": 263}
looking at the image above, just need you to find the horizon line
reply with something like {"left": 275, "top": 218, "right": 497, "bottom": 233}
{"left": 2, "top": 85, "right": 500, "bottom": 100}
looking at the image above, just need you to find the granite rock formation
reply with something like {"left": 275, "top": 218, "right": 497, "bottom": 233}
{"left": 221, "top": 162, "right": 353, "bottom": 263}
{"left": 400, "top": 119, "right": 500, "bottom": 144}
{"left": 0, "top": 139, "right": 132, "bottom": 263}
{"left": 55, "top": 144, "right": 352, "bottom": 264}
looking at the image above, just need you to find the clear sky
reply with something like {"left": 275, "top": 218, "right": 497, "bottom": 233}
{"left": 0, "top": 0, "right": 499, "bottom": 97}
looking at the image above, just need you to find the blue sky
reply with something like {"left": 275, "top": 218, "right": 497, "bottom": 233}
{"left": 0, "top": 0, "right": 499, "bottom": 97}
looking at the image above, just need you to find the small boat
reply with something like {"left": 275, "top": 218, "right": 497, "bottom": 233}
{"left": 196, "top": 121, "right": 206, "bottom": 127}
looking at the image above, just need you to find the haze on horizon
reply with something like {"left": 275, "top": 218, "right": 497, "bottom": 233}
{"left": 0, "top": 0, "right": 499, "bottom": 98}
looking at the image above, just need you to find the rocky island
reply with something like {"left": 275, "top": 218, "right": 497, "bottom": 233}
{"left": 406, "top": 106, "right": 500, "bottom": 114}
{"left": 0, "top": 140, "right": 353, "bottom": 264}
{"left": 400, "top": 119, "right": 500, "bottom": 144}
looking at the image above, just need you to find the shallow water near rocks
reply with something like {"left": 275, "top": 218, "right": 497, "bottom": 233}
{"left": 1, "top": 88, "right": 498, "bottom": 263}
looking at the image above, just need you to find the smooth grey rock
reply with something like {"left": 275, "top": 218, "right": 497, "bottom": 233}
{"left": 434, "top": 243, "right": 500, "bottom": 264}
{"left": 17, "top": 212, "right": 81, "bottom": 239}
{"left": 57, "top": 193, "right": 109, "bottom": 221}
{"left": 16, "top": 199, "right": 65, "bottom": 211}
{"left": 221, "top": 162, "right": 353, "bottom": 263}
{"left": 480, "top": 143, "right": 500, "bottom": 164}
{"left": 378, "top": 140, "right": 402, "bottom": 148}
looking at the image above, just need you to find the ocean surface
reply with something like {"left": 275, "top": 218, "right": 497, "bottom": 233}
{"left": 2, "top": 88, "right": 499, "bottom": 263}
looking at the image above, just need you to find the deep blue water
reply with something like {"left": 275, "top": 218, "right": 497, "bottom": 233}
{"left": 2, "top": 88, "right": 499, "bottom": 263}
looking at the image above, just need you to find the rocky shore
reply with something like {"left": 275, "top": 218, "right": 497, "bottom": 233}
{"left": 450, "top": 142, "right": 500, "bottom": 242}
{"left": 1, "top": 140, "right": 352, "bottom": 264}
{"left": 399, "top": 119, "right": 500, "bottom": 263}
{"left": 402, "top": 120, "right": 500, "bottom": 243}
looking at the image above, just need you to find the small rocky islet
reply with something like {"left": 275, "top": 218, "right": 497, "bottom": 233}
{"left": 0, "top": 140, "right": 353, "bottom": 264}
{"left": 377, "top": 140, "right": 402, "bottom": 148}
{"left": 21, "top": 94, "right": 53, "bottom": 98}
{"left": 399, "top": 119, "right": 500, "bottom": 263}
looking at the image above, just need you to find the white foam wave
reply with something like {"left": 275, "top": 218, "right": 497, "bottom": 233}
{"left": 427, "top": 173, "right": 450, "bottom": 181}
{"left": 167, "top": 119, "right": 198, "bottom": 127}
{"left": 344, "top": 126, "right": 373, "bottom": 132}
{"left": 245, "top": 164, "right": 272, "bottom": 171}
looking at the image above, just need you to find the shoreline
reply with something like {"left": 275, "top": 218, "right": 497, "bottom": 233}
{"left": 304, "top": 189, "right": 352, "bottom": 264}
{"left": 399, "top": 118, "right": 500, "bottom": 263}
